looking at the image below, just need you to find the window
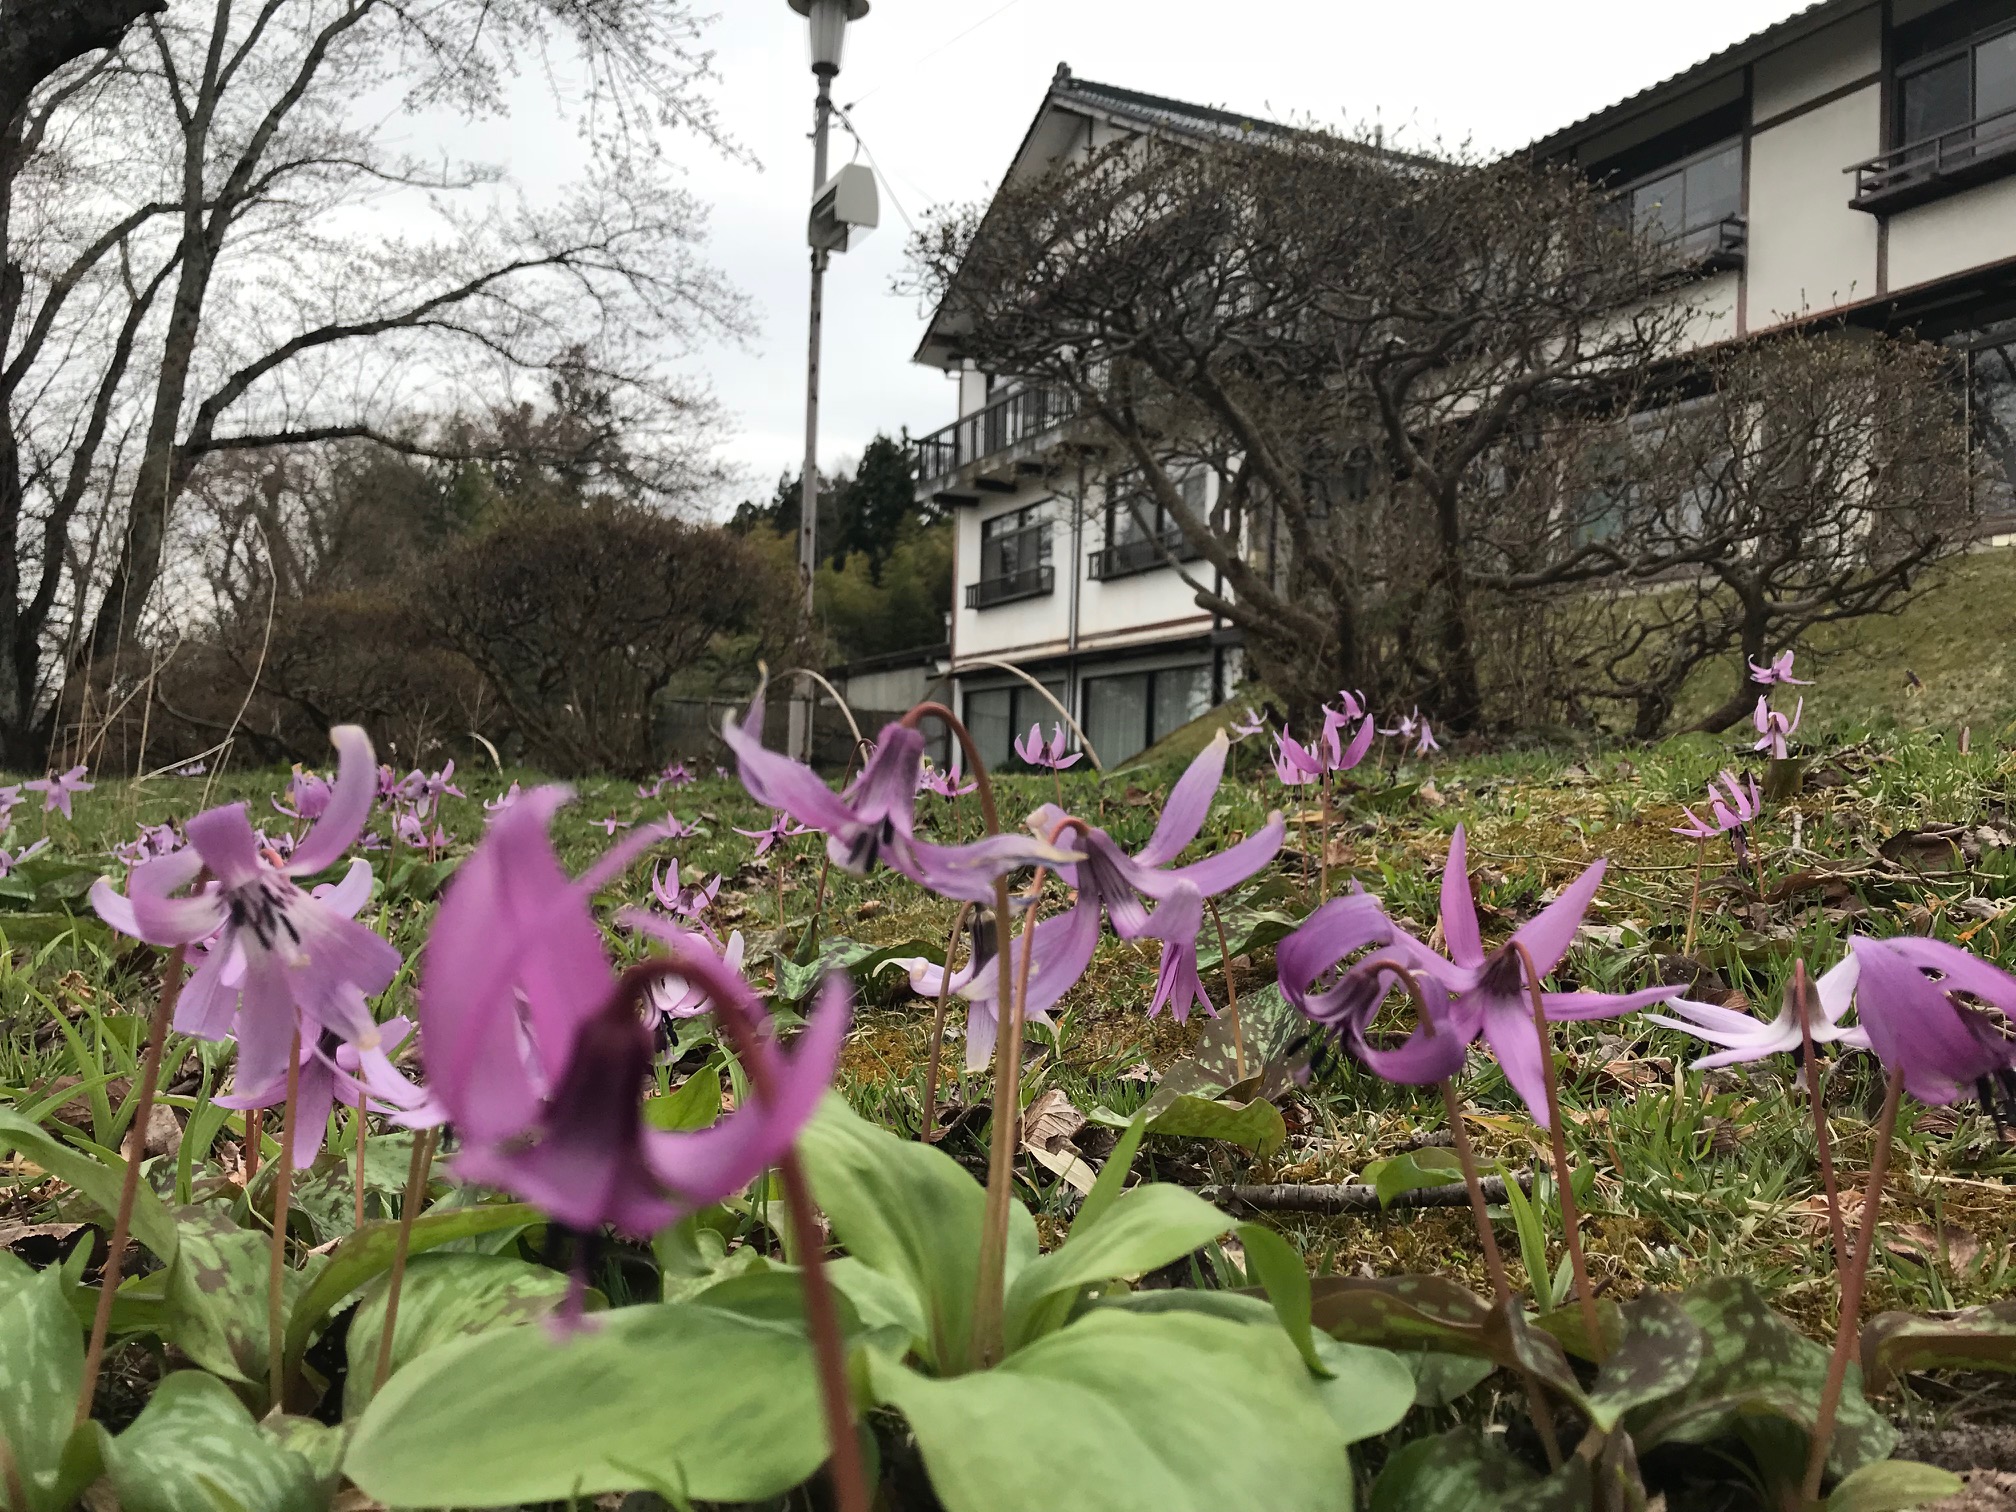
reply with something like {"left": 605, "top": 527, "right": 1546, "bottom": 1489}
{"left": 1900, "top": 22, "right": 2016, "bottom": 147}
{"left": 1083, "top": 664, "right": 1212, "bottom": 764}
{"left": 1859, "top": 17, "right": 2016, "bottom": 210}
{"left": 1624, "top": 139, "right": 1743, "bottom": 250}
{"left": 963, "top": 680, "right": 1069, "bottom": 770}
{"left": 968, "top": 503, "right": 1054, "bottom": 608}
{"left": 1093, "top": 473, "right": 1206, "bottom": 579}
{"left": 1948, "top": 321, "right": 2016, "bottom": 522}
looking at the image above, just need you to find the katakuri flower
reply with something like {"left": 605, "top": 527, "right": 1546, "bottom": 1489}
{"left": 1845, "top": 935, "right": 2016, "bottom": 1108}
{"left": 1753, "top": 696, "right": 1802, "bottom": 761}
{"left": 918, "top": 747, "right": 977, "bottom": 799}
{"left": 1227, "top": 707, "right": 1268, "bottom": 742}
{"left": 218, "top": 1014, "right": 438, "bottom": 1169}
{"left": 1672, "top": 769, "right": 1763, "bottom": 841}
{"left": 273, "top": 765, "right": 331, "bottom": 822}
{"left": 0, "top": 838, "right": 47, "bottom": 877}
{"left": 484, "top": 782, "right": 522, "bottom": 814}
{"left": 0, "top": 784, "right": 24, "bottom": 827}
{"left": 1308, "top": 826, "right": 1681, "bottom": 1123}
{"left": 624, "top": 917, "right": 748, "bottom": 1022}
{"left": 1749, "top": 651, "right": 1813, "bottom": 687}
{"left": 723, "top": 693, "right": 1078, "bottom": 904}
{"left": 417, "top": 786, "right": 849, "bottom": 1246}
{"left": 1411, "top": 719, "right": 1441, "bottom": 758}
{"left": 113, "top": 823, "right": 181, "bottom": 868}
{"left": 735, "top": 811, "right": 811, "bottom": 858}
{"left": 1014, "top": 722, "right": 1083, "bottom": 771}
{"left": 650, "top": 861, "right": 720, "bottom": 920}
{"left": 88, "top": 727, "right": 399, "bottom": 1099}
{"left": 1645, "top": 956, "right": 1869, "bottom": 1070}
{"left": 27, "top": 765, "right": 91, "bottom": 819}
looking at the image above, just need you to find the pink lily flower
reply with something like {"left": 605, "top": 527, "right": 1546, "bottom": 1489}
{"left": 1846, "top": 935, "right": 2016, "bottom": 1108}
{"left": 0, "top": 784, "right": 23, "bottom": 826}
{"left": 650, "top": 861, "right": 720, "bottom": 919}
{"left": 595, "top": 815, "right": 633, "bottom": 837}
{"left": 918, "top": 745, "right": 977, "bottom": 799}
{"left": 1412, "top": 719, "right": 1440, "bottom": 758}
{"left": 626, "top": 920, "right": 748, "bottom": 1022}
{"left": 735, "top": 812, "right": 811, "bottom": 858}
{"left": 484, "top": 782, "right": 523, "bottom": 814}
{"left": 416, "top": 786, "right": 849, "bottom": 1247}
{"left": 218, "top": 1014, "right": 439, "bottom": 1170}
{"left": 1227, "top": 707, "right": 1268, "bottom": 743}
{"left": 88, "top": 727, "right": 399, "bottom": 1101}
{"left": 1647, "top": 956, "right": 1868, "bottom": 1070}
{"left": 273, "top": 765, "right": 332, "bottom": 822}
{"left": 1319, "top": 708, "right": 1378, "bottom": 772}
{"left": 1753, "top": 696, "right": 1802, "bottom": 761}
{"left": 1013, "top": 722, "right": 1083, "bottom": 771}
{"left": 1672, "top": 770, "right": 1763, "bottom": 841}
{"left": 0, "top": 837, "right": 47, "bottom": 876}
{"left": 27, "top": 765, "right": 91, "bottom": 819}
{"left": 1272, "top": 727, "right": 1326, "bottom": 786}
{"left": 1749, "top": 651, "right": 1813, "bottom": 687}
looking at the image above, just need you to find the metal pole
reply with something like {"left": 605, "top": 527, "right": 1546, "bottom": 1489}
{"left": 789, "top": 73, "right": 835, "bottom": 763}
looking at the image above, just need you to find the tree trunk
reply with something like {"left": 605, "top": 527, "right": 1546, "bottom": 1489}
{"left": 1430, "top": 483, "right": 1484, "bottom": 732}
{"left": 0, "top": 0, "right": 165, "bottom": 136}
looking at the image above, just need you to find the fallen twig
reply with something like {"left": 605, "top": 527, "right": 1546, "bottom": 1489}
{"left": 1206, "top": 1172, "right": 1531, "bottom": 1216}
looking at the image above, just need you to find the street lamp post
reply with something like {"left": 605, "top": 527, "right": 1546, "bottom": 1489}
{"left": 786, "top": 0, "right": 869, "bottom": 763}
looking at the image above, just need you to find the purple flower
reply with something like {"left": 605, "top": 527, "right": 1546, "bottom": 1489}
{"left": 218, "top": 1015, "right": 438, "bottom": 1170}
{"left": 401, "top": 761, "right": 464, "bottom": 818}
{"left": 595, "top": 815, "right": 633, "bottom": 837}
{"left": 1753, "top": 696, "right": 1802, "bottom": 761}
{"left": 112, "top": 824, "right": 181, "bottom": 868}
{"left": 1749, "top": 651, "right": 1813, "bottom": 687}
{"left": 1319, "top": 708, "right": 1378, "bottom": 773}
{"left": 0, "top": 784, "right": 23, "bottom": 826}
{"left": 89, "top": 727, "right": 400, "bottom": 1100}
{"left": 393, "top": 810, "right": 448, "bottom": 852}
{"left": 1289, "top": 826, "right": 1679, "bottom": 1124}
{"left": 273, "top": 765, "right": 332, "bottom": 822}
{"left": 653, "top": 812, "right": 697, "bottom": 840}
{"left": 1412, "top": 719, "right": 1440, "bottom": 758}
{"left": 1646, "top": 956, "right": 1868, "bottom": 1070}
{"left": 484, "top": 782, "right": 523, "bottom": 814}
{"left": 174, "top": 761, "right": 206, "bottom": 778}
{"left": 1014, "top": 723, "right": 1083, "bottom": 772}
{"left": 626, "top": 920, "right": 748, "bottom": 1022}
{"left": 1672, "top": 769, "right": 1763, "bottom": 841}
{"left": 1272, "top": 728, "right": 1325, "bottom": 786}
{"left": 376, "top": 764, "right": 403, "bottom": 803}
{"left": 1335, "top": 690, "right": 1368, "bottom": 721}
{"left": 636, "top": 780, "right": 664, "bottom": 800}
{"left": 0, "top": 837, "right": 47, "bottom": 877}
{"left": 735, "top": 811, "right": 811, "bottom": 858}
{"left": 27, "top": 765, "right": 91, "bottom": 819}
{"left": 1227, "top": 707, "right": 1268, "bottom": 743}
{"left": 918, "top": 753, "right": 977, "bottom": 799}
{"left": 1845, "top": 935, "right": 2016, "bottom": 1107}
{"left": 723, "top": 694, "right": 1078, "bottom": 904}
{"left": 650, "top": 861, "right": 720, "bottom": 920}
{"left": 417, "top": 787, "right": 848, "bottom": 1244}
{"left": 660, "top": 762, "right": 695, "bottom": 789}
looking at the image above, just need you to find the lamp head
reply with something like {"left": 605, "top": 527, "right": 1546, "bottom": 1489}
{"left": 788, "top": 0, "right": 869, "bottom": 76}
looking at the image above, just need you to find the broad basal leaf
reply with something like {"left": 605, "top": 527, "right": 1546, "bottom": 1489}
{"left": 1369, "top": 1431, "right": 1550, "bottom": 1512}
{"left": 343, "top": 1300, "right": 833, "bottom": 1507}
{"left": 99, "top": 1372, "right": 324, "bottom": 1512}
{"left": 1310, "top": 1274, "right": 1494, "bottom": 1355}
{"left": 343, "top": 1253, "right": 573, "bottom": 1415}
{"left": 1825, "top": 1459, "right": 1965, "bottom": 1512}
{"left": 165, "top": 1205, "right": 323, "bottom": 1399}
{"left": 872, "top": 1309, "right": 1355, "bottom": 1512}
{"left": 1862, "top": 1299, "right": 2016, "bottom": 1392}
{"left": 0, "top": 1255, "right": 87, "bottom": 1512}
{"left": 1583, "top": 1292, "right": 1706, "bottom": 1431}
{"left": 0, "top": 1107, "right": 179, "bottom": 1264}
{"left": 1089, "top": 1093, "right": 1287, "bottom": 1155}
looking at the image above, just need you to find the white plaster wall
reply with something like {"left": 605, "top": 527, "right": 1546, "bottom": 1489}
{"left": 1077, "top": 569, "right": 1210, "bottom": 642}
{"left": 1752, "top": 7, "right": 1882, "bottom": 122}
{"left": 1888, "top": 175, "right": 2016, "bottom": 293}
{"left": 1745, "top": 85, "right": 1883, "bottom": 327}
{"left": 952, "top": 488, "right": 1073, "bottom": 662}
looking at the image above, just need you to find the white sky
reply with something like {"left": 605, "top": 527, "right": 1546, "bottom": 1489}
{"left": 645, "top": 1, "right": 1802, "bottom": 505}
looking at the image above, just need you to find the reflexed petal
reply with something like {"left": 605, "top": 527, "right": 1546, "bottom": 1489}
{"left": 186, "top": 804, "right": 265, "bottom": 890}
{"left": 288, "top": 726, "right": 376, "bottom": 877}
{"left": 1345, "top": 967, "right": 1471, "bottom": 1085}
{"left": 895, "top": 831, "right": 1083, "bottom": 907}
{"left": 233, "top": 955, "right": 301, "bottom": 1097}
{"left": 1334, "top": 715, "right": 1376, "bottom": 774}
{"left": 1149, "top": 811, "right": 1286, "bottom": 899}
{"left": 1480, "top": 995, "right": 1552, "bottom": 1126}
{"left": 1538, "top": 985, "right": 1678, "bottom": 1022}
{"left": 1505, "top": 858, "right": 1607, "bottom": 979}
{"left": 1277, "top": 892, "right": 1395, "bottom": 1017}
{"left": 1813, "top": 954, "right": 1860, "bottom": 1025}
{"left": 1138, "top": 731, "right": 1228, "bottom": 867}
{"left": 721, "top": 697, "right": 857, "bottom": 835}
{"left": 1141, "top": 884, "right": 1210, "bottom": 1021}
{"left": 314, "top": 859, "right": 375, "bottom": 920}
{"left": 1849, "top": 937, "right": 2016, "bottom": 1104}
{"left": 174, "top": 945, "right": 241, "bottom": 1040}
{"left": 122, "top": 848, "right": 225, "bottom": 945}
{"left": 1440, "top": 826, "right": 1484, "bottom": 969}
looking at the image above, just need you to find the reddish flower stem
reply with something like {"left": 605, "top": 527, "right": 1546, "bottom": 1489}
{"left": 1801, "top": 1068, "right": 1904, "bottom": 1505}
{"left": 244, "top": 1109, "right": 261, "bottom": 1183}
{"left": 920, "top": 902, "right": 974, "bottom": 1143}
{"left": 0, "top": 1426, "right": 29, "bottom": 1511}
{"left": 371, "top": 1126, "right": 437, "bottom": 1395}
{"left": 1511, "top": 941, "right": 1604, "bottom": 1363}
{"left": 1794, "top": 961, "right": 1847, "bottom": 1268}
{"left": 268, "top": 1025, "right": 303, "bottom": 1412}
{"left": 76, "top": 942, "right": 187, "bottom": 1427}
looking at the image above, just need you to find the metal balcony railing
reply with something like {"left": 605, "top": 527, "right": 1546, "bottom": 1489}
{"left": 964, "top": 564, "right": 1055, "bottom": 609}
{"left": 1670, "top": 213, "right": 1747, "bottom": 270}
{"left": 1850, "top": 103, "right": 2016, "bottom": 213}
{"left": 1088, "top": 531, "right": 1203, "bottom": 581}
{"left": 913, "top": 381, "right": 1077, "bottom": 486}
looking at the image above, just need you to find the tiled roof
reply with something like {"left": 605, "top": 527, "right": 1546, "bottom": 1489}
{"left": 1049, "top": 67, "right": 1285, "bottom": 142}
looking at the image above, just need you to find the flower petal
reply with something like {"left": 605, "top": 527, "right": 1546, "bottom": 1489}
{"left": 722, "top": 696, "right": 858, "bottom": 836}
{"left": 117, "top": 847, "right": 225, "bottom": 946}
{"left": 287, "top": 726, "right": 376, "bottom": 877}
{"left": 1137, "top": 731, "right": 1228, "bottom": 868}
{"left": 1505, "top": 858, "right": 1607, "bottom": 979}
{"left": 1480, "top": 995, "right": 1552, "bottom": 1127}
{"left": 1440, "top": 825, "right": 1484, "bottom": 969}
{"left": 1149, "top": 811, "right": 1287, "bottom": 899}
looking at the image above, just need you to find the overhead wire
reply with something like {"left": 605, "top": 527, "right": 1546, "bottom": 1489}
{"left": 841, "top": 0, "right": 1038, "bottom": 111}
{"left": 830, "top": 101, "right": 918, "bottom": 236}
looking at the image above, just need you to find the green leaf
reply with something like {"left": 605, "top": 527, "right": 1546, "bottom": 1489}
{"left": 796, "top": 1092, "right": 1007, "bottom": 1374}
{"left": 826, "top": 1256, "right": 927, "bottom": 1347}
{"left": 644, "top": 1063, "right": 723, "bottom": 1131}
{"left": 1402, "top": 1350, "right": 1497, "bottom": 1408}
{"left": 1237, "top": 1222, "right": 1328, "bottom": 1375}
{"left": 654, "top": 1211, "right": 768, "bottom": 1304}
{"left": 1862, "top": 1300, "right": 2016, "bottom": 1392}
{"left": 0, "top": 913, "right": 110, "bottom": 950}
{"left": 343, "top": 1253, "right": 573, "bottom": 1415}
{"left": 1310, "top": 1273, "right": 1495, "bottom": 1356}
{"left": 1369, "top": 1431, "right": 1541, "bottom": 1512}
{"left": 1825, "top": 1460, "right": 1965, "bottom": 1512}
{"left": 1480, "top": 1299, "right": 1587, "bottom": 1410}
{"left": 1088, "top": 1092, "right": 1288, "bottom": 1154}
{"left": 0, "top": 1255, "right": 86, "bottom": 1512}
{"left": 1582, "top": 1292, "right": 1706, "bottom": 1431}
{"left": 281, "top": 1201, "right": 540, "bottom": 1374}
{"left": 871, "top": 1309, "right": 1355, "bottom": 1512}
{"left": 775, "top": 937, "right": 937, "bottom": 1004}
{"left": 1498, "top": 1163, "right": 1558, "bottom": 1312}
{"left": 1072, "top": 1110, "right": 1148, "bottom": 1238}
{"left": 1632, "top": 1277, "right": 1897, "bottom": 1481}
{"left": 0, "top": 1106, "right": 179, "bottom": 1264}
{"left": 164, "top": 1206, "right": 323, "bottom": 1399}
{"left": 1361, "top": 1147, "right": 1464, "bottom": 1210}
{"left": 99, "top": 1372, "right": 324, "bottom": 1512}
{"left": 343, "top": 1301, "right": 833, "bottom": 1506}
{"left": 1308, "top": 1333, "right": 1415, "bottom": 1446}
{"left": 1003, "top": 1184, "right": 1228, "bottom": 1352}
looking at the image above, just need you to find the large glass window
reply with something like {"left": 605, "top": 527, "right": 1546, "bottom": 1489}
{"left": 980, "top": 503, "right": 1050, "bottom": 583}
{"left": 1096, "top": 472, "right": 1206, "bottom": 578}
{"left": 1898, "top": 23, "right": 2016, "bottom": 147}
{"left": 1628, "top": 139, "right": 1742, "bottom": 244}
{"left": 963, "top": 680, "right": 1070, "bottom": 770}
{"left": 1083, "top": 664, "right": 1214, "bottom": 765}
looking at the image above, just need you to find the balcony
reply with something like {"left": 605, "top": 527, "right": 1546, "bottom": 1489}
{"left": 1088, "top": 531, "right": 1204, "bottom": 581}
{"left": 1669, "top": 214, "right": 1747, "bottom": 271}
{"left": 964, "top": 564, "right": 1054, "bottom": 610}
{"left": 913, "top": 381, "right": 1078, "bottom": 497}
{"left": 1850, "top": 105, "right": 2016, "bottom": 214}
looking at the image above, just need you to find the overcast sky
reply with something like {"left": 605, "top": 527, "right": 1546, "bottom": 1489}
{"left": 656, "top": 1, "right": 1798, "bottom": 506}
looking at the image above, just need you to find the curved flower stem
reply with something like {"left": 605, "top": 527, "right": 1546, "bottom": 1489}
{"left": 1802, "top": 1069, "right": 1904, "bottom": 1505}
{"left": 371, "top": 1126, "right": 437, "bottom": 1396}
{"left": 244, "top": 1110, "right": 261, "bottom": 1184}
{"left": 77, "top": 943, "right": 188, "bottom": 1427}
{"left": 1319, "top": 775, "right": 1333, "bottom": 902}
{"left": 1794, "top": 961, "right": 1847, "bottom": 1268}
{"left": 1205, "top": 897, "right": 1247, "bottom": 1083}
{"left": 1511, "top": 942, "right": 1604, "bottom": 1363}
{"left": 268, "top": 1026, "right": 303, "bottom": 1413}
{"left": 971, "top": 874, "right": 1021, "bottom": 1370}
{"left": 921, "top": 902, "right": 975, "bottom": 1143}
{"left": 1683, "top": 841, "right": 1704, "bottom": 957}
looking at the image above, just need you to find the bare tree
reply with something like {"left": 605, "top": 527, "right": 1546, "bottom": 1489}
{"left": 1, "top": 0, "right": 746, "bottom": 764}
{"left": 909, "top": 128, "right": 1697, "bottom": 728}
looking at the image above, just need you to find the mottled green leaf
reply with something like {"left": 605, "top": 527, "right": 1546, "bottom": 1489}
{"left": 1004, "top": 1185, "right": 1227, "bottom": 1352}
{"left": 1863, "top": 1300, "right": 2016, "bottom": 1392}
{"left": 1371, "top": 1429, "right": 1594, "bottom": 1512}
{"left": 281, "top": 1200, "right": 539, "bottom": 1373}
{"left": 1402, "top": 1350, "right": 1497, "bottom": 1407}
{"left": 1825, "top": 1459, "right": 1965, "bottom": 1512}
{"left": 1089, "top": 1093, "right": 1287, "bottom": 1154}
{"left": 343, "top": 1253, "right": 572, "bottom": 1415}
{"left": 1362, "top": 1147, "right": 1464, "bottom": 1210}
{"left": 0, "top": 1255, "right": 86, "bottom": 1512}
{"left": 1310, "top": 1273, "right": 1494, "bottom": 1356}
{"left": 0, "top": 1106, "right": 178, "bottom": 1264}
{"left": 343, "top": 1301, "right": 832, "bottom": 1506}
{"left": 99, "top": 1372, "right": 323, "bottom": 1512}
{"left": 164, "top": 1205, "right": 322, "bottom": 1399}
{"left": 1481, "top": 1299, "right": 1587, "bottom": 1409}
{"left": 776, "top": 937, "right": 937, "bottom": 1003}
{"left": 872, "top": 1310, "right": 1354, "bottom": 1512}
{"left": 1583, "top": 1293, "right": 1706, "bottom": 1431}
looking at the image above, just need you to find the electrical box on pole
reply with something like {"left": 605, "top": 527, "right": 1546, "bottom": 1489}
{"left": 809, "top": 163, "right": 879, "bottom": 254}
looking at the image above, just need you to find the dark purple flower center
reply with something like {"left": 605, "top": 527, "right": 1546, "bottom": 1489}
{"left": 1479, "top": 948, "right": 1529, "bottom": 1002}
{"left": 540, "top": 1000, "right": 655, "bottom": 1158}
{"left": 226, "top": 873, "right": 304, "bottom": 953}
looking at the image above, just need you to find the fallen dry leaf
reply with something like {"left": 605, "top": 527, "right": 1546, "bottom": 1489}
{"left": 1020, "top": 1088, "right": 1086, "bottom": 1152}
{"left": 1885, "top": 1222, "right": 1983, "bottom": 1274}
